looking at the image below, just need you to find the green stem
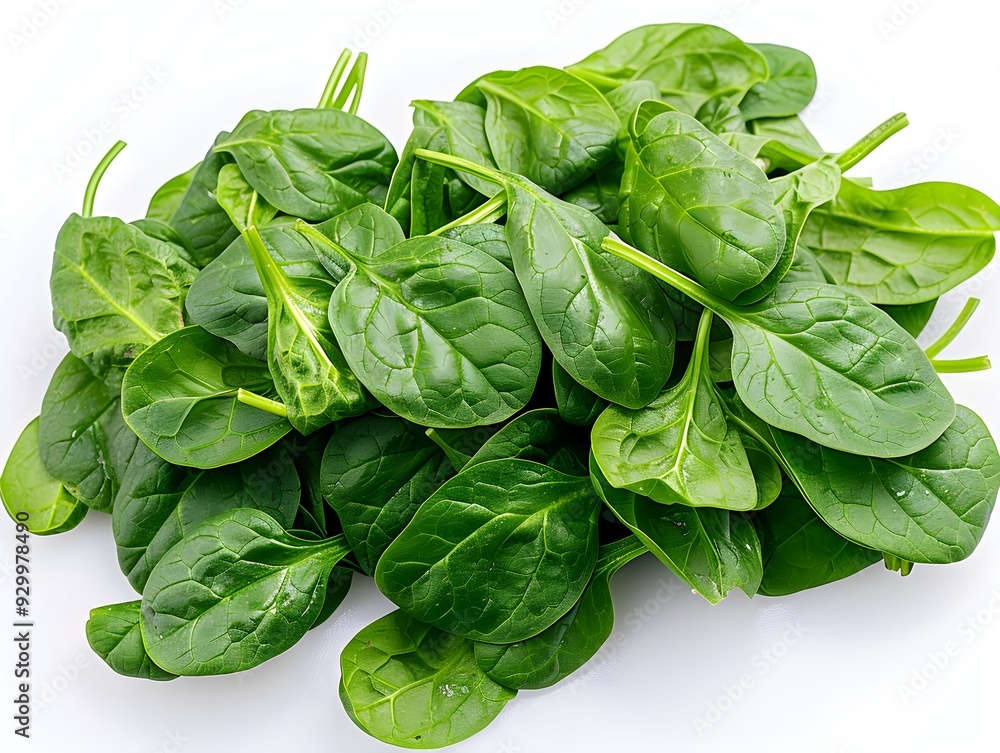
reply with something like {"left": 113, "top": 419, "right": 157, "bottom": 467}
{"left": 82, "top": 140, "right": 127, "bottom": 217}
{"left": 925, "top": 298, "right": 981, "bottom": 358}
{"left": 237, "top": 388, "right": 288, "bottom": 417}
{"left": 837, "top": 113, "right": 909, "bottom": 171}
{"left": 414, "top": 149, "right": 504, "bottom": 188}
{"left": 425, "top": 428, "right": 472, "bottom": 472}
{"left": 931, "top": 356, "right": 992, "bottom": 373}
{"left": 317, "top": 49, "right": 353, "bottom": 109}
{"left": 429, "top": 194, "right": 508, "bottom": 237}
{"left": 883, "top": 553, "right": 914, "bottom": 576}
{"left": 600, "top": 237, "right": 732, "bottom": 315}
{"left": 334, "top": 53, "right": 368, "bottom": 114}
{"left": 595, "top": 535, "right": 648, "bottom": 576}
{"left": 294, "top": 219, "right": 353, "bottom": 264}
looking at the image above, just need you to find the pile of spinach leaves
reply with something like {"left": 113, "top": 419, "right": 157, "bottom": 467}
{"left": 3, "top": 26, "right": 999, "bottom": 749}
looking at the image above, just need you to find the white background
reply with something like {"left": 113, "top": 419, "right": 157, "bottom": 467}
{"left": 2, "top": 0, "right": 999, "bottom": 751}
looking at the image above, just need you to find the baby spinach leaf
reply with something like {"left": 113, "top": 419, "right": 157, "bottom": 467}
{"left": 86, "top": 601, "right": 177, "bottom": 681}
{"left": 553, "top": 361, "right": 608, "bottom": 427}
{"left": 561, "top": 162, "right": 623, "bottom": 224}
{"left": 781, "top": 241, "right": 828, "bottom": 284}
{"left": 311, "top": 567, "right": 353, "bottom": 630}
{"left": 604, "top": 79, "right": 661, "bottom": 149}
{"left": 739, "top": 44, "right": 817, "bottom": 121}
{"left": 602, "top": 238, "right": 956, "bottom": 458}
{"left": 39, "top": 353, "right": 128, "bottom": 512}
{"left": 216, "top": 163, "right": 278, "bottom": 232}
{"left": 340, "top": 610, "right": 515, "bottom": 749}
{"left": 244, "top": 226, "right": 372, "bottom": 434}
{"left": 50, "top": 215, "right": 198, "bottom": 379}
{"left": 592, "top": 311, "right": 758, "bottom": 511}
{"left": 465, "top": 409, "right": 589, "bottom": 476}
{"left": 185, "top": 221, "right": 333, "bottom": 361}
{"left": 744, "top": 115, "right": 824, "bottom": 171}
{"left": 375, "top": 458, "right": 601, "bottom": 642}
{"left": 166, "top": 133, "right": 240, "bottom": 267}
{"left": 591, "top": 453, "right": 762, "bottom": 602}
{"left": 321, "top": 414, "right": 454, "bottom": 575}
{"left": 754, "top": 487, "right": 881, "bottom": 597}
{"left": 620, "top": 110, "right": 786, "bottom": 301}
{"left": 301, "top": 220, "right": 542, "bottom": 429}
{"left": 567, "top": 23, "right": 768, "bottom": 114}
{"left": 801, "top": 180, "right": 1000, "bottom": 304}
{"left": 215, "top": 109, "right": 397, "bottom": 221}
{"left": 771, "top": 405, "right": 1000, "bottom": 564}
{"left": 121, "top": 326, "right": 293, "bottom": 468}
{"left": 695, "top": 95, "right": 746, "bottom": 135}
{"left": 474, "top": 535, "right": 646, "bottom": 690}
{"left": 412, "top": 99, "right": 499, "bottom": 197}
{"left": 477, "top": 66, "right": 620, "bottom": 194}
{"left": 0, "top": 418, "right": 87, "bottom": 535}
{"left": 443, "top": 222, "right": 512, "bottom": 271}
{"left": 417, "top": 150, "right": 675, "bottom": 409}
{"left": 146, "top": 164, "right": 199, "bottom": 223}
{"left": 741, "top": 432, "right": 783, "bottom": 510}
{"left": 113, "top": 441, "right": 300, "bottom": 592}
{"left": 140, "top": 508, "right": 352, "bottom": 675}
{"left": 880, "top": 299, "right": 938, "bottom": 339}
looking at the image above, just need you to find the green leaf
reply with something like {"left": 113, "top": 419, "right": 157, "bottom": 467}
{"left": 215, "top": 163, "right": 278, "bottom": 232}
{"left": 465, "top": 408, "right": 589, "bottom": 476}
{"left": 802, "top": 180, "right": 1000, "bottom": 304}
{"left": 567, "top": 23, "right": 768, "bottom": 114}
{"left": 140, "top": 509, "right": 351, "bottom": 675}
{"left": 375, "top": 458, "right": 601, "bottom": 642}
{"left": 50, "top": 215, "right": 198, "bottom": 379}
{"left": 591, "top": 453, "right": 762, "bottom": 602}
{"left": 443, "top": 223, "right": 512, "bottom": 271}
{"left": 739, "top": 44, "right": 817, "bottom": 121}
{"left": 86, "top": 601, "right": 177, "bottom": 681}
{"left": 478, "top": 66, "right": 620, "bottom": 194}
{"left": 880, "top": 299, "right": 938, "bottom": 338}
{"left": 146, "top": 164, "right": 199, "bottom": 223}
{"left": 215, "top": 108, "right": 397, "bottom": 221}
{"left": 39, "top": 353, "right": 128, "bottom": 512}
{"left": 412, "top": 99, "right": 499, "bottom": 197}
{"left": 552, "top": 361, "right": 608, "bottom": 427}
{"left": 1, "top": 418, "right": 87, "bottom": 535}
{"left": 621, "top": 110, "right": 786, "bottom": 301}
{"left": 695, "top": 95, "right": 746, "bottom": 135}
{"left": 113, "top": 442, "right": 300, "bottom": 592}
{"left": 340, "top": 610, "right": 515, "bottom": 749}
{"left": 121, "top": 326, "right": 292, "bottom": 468}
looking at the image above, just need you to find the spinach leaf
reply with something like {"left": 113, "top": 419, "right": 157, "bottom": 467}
{"left": 39, "top": 353, "right": 128, "bottom": 512}
{"left": 51, "top": 215, "right": 198, "bottom": 379}
{"left": 620, "top": 110, "right": 786, "bottom": 300}
{"left": 384, "top": 125, "right": 437, "bottom": 234}
{"left": 602, "top": 238, "right": 955, "bottom": 458}
{"left": 474, "top": 535, "right": 646, "bottom": 690}
{"left": 591, "top": 452, "right": 762, "bottom": 602}
{"left": 417, "top": 150, "right": 675, "bottom": 409}
{"left": 411, "top": 99, "right": 499, "bottom": 197}
{"left": 140, "top": 509, "right": 352, "bottom": 675}
{"left": 146, "top": 164, "right": 198, "bottom": 222}
{"left": 741, "top": 432, "right": 783, "bottom": 510}
{"left": 801, "top": 180, "right": 1000, "bottom": 304}
{"left": 166, "top": 133, "right": 240, "bottom": 267}
{"left": 771, "top": 405, "right": 1000, "bottom": 564}
{"left": 86, "top": 601, "right": 177, "bottom": 681}
{"left": 593, "top": 311, "right": 758, "bottom": 511}
{"left": 375, "top": 458, "right": 601, "bottom": 642}
{"left": 567, "top": 24, "right": 769, "bottom": 114}
{"left": 113, "top": 442, "right": 300, "bottom": 592}
{"left": 185, "top": 221, "right": 333, "bottom": 360}
{"left": 477, "top": 66, "right": 620, "bottom": 194}
{"left": 321, "top": 414, "right": 454, "bottom": 575}
{"left": 311, "top": 567, "right": 353, "bottom": 631}
{"left": 695, "top": 95, "right": 746, "bottom": 135}
{"left": 215, "top": 109, "right": 397, "bottom": 221}
{"left": 754, "top": 487, "right": 881, "bottom": 597}
{"left": 880, "top": 299, "right": 938, "bottom": 338}
{"left": 561, "top": 162, "right": 623, "bottom": 224}
{"left": 244, "top": 226, "right": 372, "bottom": 434}
{"left": 0, "top": 418, "right": 87, "bottom": 535}
{"left": 216, "top": 163, "right": 278, "bottom": 231}
{"left": 744, "top": 115, "right": 824, "bottom": 171}
{"left": 300, "top": 219, "right": 542, "bottom": 429}
{"left": 781, "top": 241, "right": 828, "bottom": 284}
{"left": 465, "top": 408, "right": 589, "bottom": 476}
{"left": 443, "top": 222, "right": 512, "bottom": 270}
{"left": 553, "top": 361, "right": 608, "bottom": 427}
{"left": 121, "top": 326, "right": 292, "bottom": 468}
{"left": 340, "top": 610, "right": 515, "bottom": 748}
{"left": 739, "top": 44, "right": 817, "bottom": 121}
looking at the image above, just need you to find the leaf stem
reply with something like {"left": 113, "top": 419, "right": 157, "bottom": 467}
{"left": 595, "top": 535, "right": 648, "bottom": 576}
{"left": 317, "top": 49, "right": 353, "bottom": 109}
{"left": 924, "top": 298, "right": 981, "bottom": 358}
{"left": 429, "top": 194, "right": 508, "bottom": 237}
{"left": 294, "top": 219, "right": 354, "bottom": 265}
{"left": 237, "top": 388, "right": 288, "bottom": 417}
{"left": 82, "top": 140, "right": 127, "bottom": 217}
{"left": 930, "top": 356, "right": 992, "bottom": 373}
{"left": 334, "top": 53, "right": 368, "bottom": 114}
{"left": 883, "top": 554, "right": 915, "bottom": 576}
{"left": 414, "top": 149, "right": 504, "bottom": 188}
{"left": 837, "top": 113, "right": 908, "bottom": 171}
{"left": 425, "top": 428, "right": 472, "bottom": 471}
